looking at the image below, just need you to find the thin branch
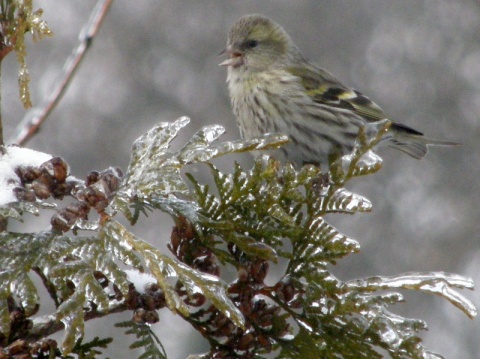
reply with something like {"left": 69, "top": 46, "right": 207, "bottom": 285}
{"left": 24, "top": 301, "right": 128, "bottom": 343}
{"left": 8, "top": 0, "right": 113, "bottom": 146}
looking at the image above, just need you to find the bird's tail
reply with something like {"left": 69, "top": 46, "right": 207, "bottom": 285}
{"left": 388, "top": 123, "right": 460, "bottom": 160}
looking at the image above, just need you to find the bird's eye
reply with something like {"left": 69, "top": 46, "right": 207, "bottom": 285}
{"left": 246, "top": 40, "right": 258, "bottom": 48}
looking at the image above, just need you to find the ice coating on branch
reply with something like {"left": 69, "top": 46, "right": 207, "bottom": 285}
{"left": 327, "top": 188, "right": 372, "bottom": 213}
{"left": 121, "top": 117, "right": 288, "bottom": 201}
{"left": 123, "top": 117, "right": 191, "bottom": 197}
{"left": 332, "top": 119, "right": 390, "bottom": 179}
{"left": 346, "top": 271, "right": 476, "bottom": 319}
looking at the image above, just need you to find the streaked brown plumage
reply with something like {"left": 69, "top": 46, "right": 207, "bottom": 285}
{"left": 220, "top": 14, "right": 459, "bottom": 167}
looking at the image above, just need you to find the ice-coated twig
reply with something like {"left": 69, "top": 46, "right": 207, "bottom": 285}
{"left": 345, "top": 271, "right": 476, "bottom": 319}
{"left": 9, "top": 0, "right": 113, "bottom": 146}
{"left": 24, "top": 300, "right": 127, "bottom": 343}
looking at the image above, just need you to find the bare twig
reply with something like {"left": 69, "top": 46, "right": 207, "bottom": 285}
{"left": 8, "top": 0, "right": 113, "bottom": 146}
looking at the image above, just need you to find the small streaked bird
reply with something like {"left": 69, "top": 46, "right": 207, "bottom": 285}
{"left": 220, "top": 14, "right": 459, "bottom": 167}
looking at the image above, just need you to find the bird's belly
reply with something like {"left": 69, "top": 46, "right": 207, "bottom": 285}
{"left": 229, "top": 74, "right": 364, "bottom": 166}
{"left": 233, "top": 95, "right": 335, "bottom": 165}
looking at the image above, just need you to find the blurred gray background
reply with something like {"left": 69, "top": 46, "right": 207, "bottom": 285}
{"left": 3, "top": 1, "right": 479, "bottom": 358}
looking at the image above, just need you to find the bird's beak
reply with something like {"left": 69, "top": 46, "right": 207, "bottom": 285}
{"left": 218, "top": 45, "right": 244, "bottom": 67}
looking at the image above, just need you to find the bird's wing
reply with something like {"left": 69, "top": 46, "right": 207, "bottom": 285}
{"left": 286, "top": 64, "right": 389, "bottom": 123}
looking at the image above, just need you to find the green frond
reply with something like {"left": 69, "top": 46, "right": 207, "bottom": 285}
{"left": 104, "top": 220, "right": 245, "bottom": 328}
{"left": 324, "top": 187, "right": 372, "bottom": 213}
{"left": 279, "top": 325, "right": 382, "bottom": 359}
{"left": 291, "top": 217, "right": 360, "bottom": 270}
{"left": 69, "top": 336, "right": 113, "bottom": 359}
{"left": 187, "top": 155, "right": 362, "bottom": 268}
{"left": 121, "top": 117, "right": 192, "bottom": 199}
{"left": 56, "top": 289, "right": 86, "bottom": 354}
{"left": 0, "top": 228, "right": 142, "bottom": 354}
{"left": 115, "top": 117, "right": 288, "bottom": 225}
{"left": 0, "top": 119, "right": 474, "bottom": 357}
{"left": 330, "top": 119, "right": 391, "bottom": 183}
{"left": 11, "top": 272, "right": 39, "bottom": 316}
{"left": 115, "top": 321, "right": 167, "bottom": 359}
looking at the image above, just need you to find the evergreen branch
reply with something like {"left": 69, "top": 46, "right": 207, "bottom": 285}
{"left": 23, "top": 301, "right": 127, "bottom": 343}
{"left": 0, "top": 119, "right": 474, "bottom": 357}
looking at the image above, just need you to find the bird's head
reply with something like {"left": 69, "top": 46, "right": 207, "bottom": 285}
{"left": 219, "top": 14, "right": 300, "bottom": 72}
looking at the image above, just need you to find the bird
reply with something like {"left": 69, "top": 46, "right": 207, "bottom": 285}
{"left": 219, "top": 14, "right": 459, "bottom": 167}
